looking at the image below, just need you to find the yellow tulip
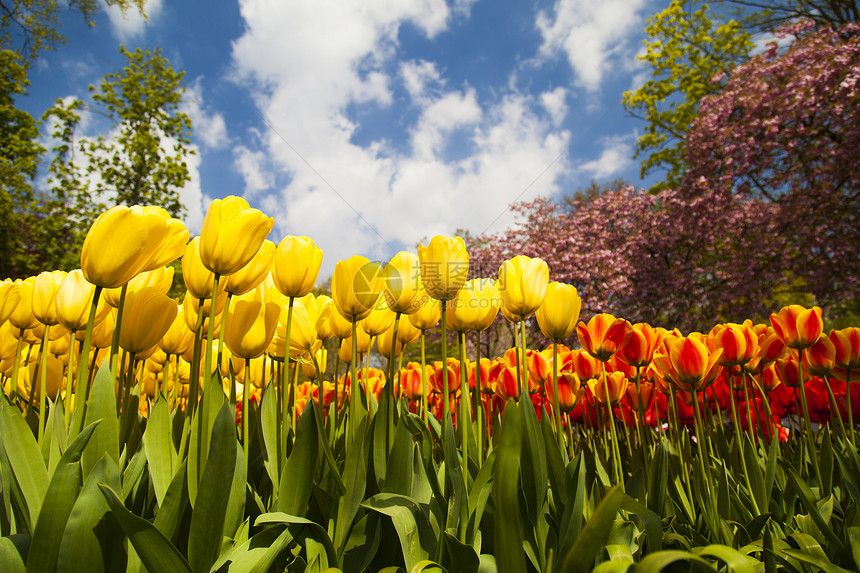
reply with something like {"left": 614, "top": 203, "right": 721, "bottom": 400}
{"left": 311, "top": 295, "right": 335, "bottom": 341}
{"left": 327, "top": 303, "right": 354, "bottom": 338}
{"left": 9, "top": 278, "right": 38, "bottom": 330}
{"left": 288, "top": 295, "right": 320, "bottom": 359}
{"left": 27, "top": 351, "right": 64, "bottom": 401}
{"left": 498, "top": 255, "right": 549, "bottom": 320}
{"left": 182, "top": 291, "right": 227, "bottom": 334}
{"left": 446, "top": 278, "right": 500, "bottom": 332}
{"left": 536, "top": 282, "right": 581, "bottom": 340}
{"left": 417, "top": 236, "right": 469, "bottom": 301}
{"left": 159, "top": 307, "right": 195, "bottom": 356}
{"left": 331, "top": 255, "right": 383, "bottom": 322}
{"left": 224, "top": 300, "right": 281, "bottom": 360}
{"left": 81, "top": 205, "right": 171, "bottom": 288}
{"left": 377, "top": 322, "right": 407, "bottom": 358}
{"left": 361, "top": 300, "right": 396, "bottom": 337}
{"left": 199, "top": 195, "right": 274, "bottom": 276}
{"left": 272, "top": 235, "right": 323, "bottom": 298}
{"left": 119, "top": 287, "right": 178, "bottom": 355}
{"left": 0, "top": 280, "right": 20, "bottom": 325}
{"left": 408, "top": 294, "right": 440, "bottom": 331}
{"left": 395, "top": 314, "right": 422, "bottom": 345}
{"left": 130, "top": 206, "right": 189, "bottom": 271}
{"left": 302, "top": 347, "right": 327, "bottom": 379}
{"left": 32, "top": 270, "right": 66, "bottom": 326}
{"left": 182, "top": 237, "right": 226, "bottom": 300}
{"left": 55, "top": 269, "right": 97, "bottom": 332}
{"left": 382, "top": 251, "right": 426, "bottom": 314}
{"left": 226, "top": 240, "right": 275, "bottom": 296}
{"left": 104, "top": 265, "right": 174, "bottom": 307}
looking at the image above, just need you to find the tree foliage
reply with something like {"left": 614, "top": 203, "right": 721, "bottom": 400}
{"left": 685, "top": 20, "right": 860, "bottom": 312}
{"left": 622, "top": 0, "right": 753, "bottom": 191}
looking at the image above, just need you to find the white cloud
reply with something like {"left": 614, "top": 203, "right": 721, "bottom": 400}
{"left": 540, "top": 86, "right": 568, "bottom": 126}
{"left": 234, "top": 146, "right": 274, "bottom": 197}
{"left": 577, "top": 134, "right": 634, "bottom": 179}
{"left": 182, "top": 79, "right": 229, "bottom": 150}
{"left": 228, "top": 0, "right": 573, "bottom": 277}
{"left": 103, "top": 0, "right": 163, "bottom": 40}
{"left": 536, "top": 0, "right": 648, "bottom": 92}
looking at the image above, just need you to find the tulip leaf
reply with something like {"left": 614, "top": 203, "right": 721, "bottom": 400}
{"left": 260, "top": 383, "right": 280, "bottom": 492}
{"left": 334, "top": 424, "right": 368, "bottom": 556}
{"left": 780, "top": 461, "right": 844, "bottom": 552}
{"left": 57, "top": 453, "right": 122, "bottom": 573}
{"left": 362, "top": 494, "right": 433, "bottom": 571}
{"left": 152, "top": 460, "right": 188, "bottom": 541}
{"left": 493, "top": 399, "right": 525, "bottom": 573}
{"left": 443, "top": 530, "right": 480, "bottom": 573}
{"left": 382, "top": 419, "right": 414, "bottom": 496}
{"left": 781, "top": 549, "right": 855, "bottom": 573}
{"left": 98, "top": 484, "right": 192, "bottom": 573}
{"left": 696, "top": 544, "right": 758, "bottom": 573}
{"left": 80, "top": 361, "right": 119, "bottom": 482}
{"left": 257, "top": 512, "right": 339, "bottom": 567}
{"left": 819, "top": 425, "right": 834, "bottom": 497}
{"left": 557, "top": 485, "right": 624, "bottom": 573}
{"left": 634, "top": 550, "right": 714, "bottom": 572}
{"left": 540, "top": 413, "right": 567, "bottom": 511}
{"left": 0, "top": 537, "right": 25, "bottom": 573}
{"left": 226, "top": 525, "right": 294, "bottom": 573}
{"left": 465, "top": 449, "right": 496, "bottom": 545}
{"left": 277, "top": 401, "right": 318, "bottom": 517}
{"left": 26, "top": 421, "right": 97, "bottom": 573}
{"left": 0, "top": 395, "right": 49, "bottom": 532}
{"left": 647, "top": 441, "right": 668, "bottom": 515}
{"left": 188, "top": 403, "right": 237, "bottom": 573}
{"left": 620, "top": 494, "right": 662, "bottom": 554}
{"left": 144, "top": 394, "right": 173, "bottom": 506}
{"left": 519, "top": 385, "right": 546, "bottom": 525}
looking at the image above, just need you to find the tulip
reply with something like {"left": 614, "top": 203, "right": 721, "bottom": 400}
{"left": 226, "top": 240, "right": 275, "bottom": 296}
{"left": 710, "top": 323, "right": 758, "bottom": 367}
{"left": 183, "top": 237, "right": 226, "bottom": 300}
{"left": 32, "top": 270, "right": 65, "bottom": 326}
{"left": 159, "top": 308, "right": 195, "bottom": 356}
{"left": 770, "top": 304, "right": 824, "bottom": 350}
{"left": 199, "top": 195, "right": 274, "bottom": 276}
{"left": 332, "top": 255, "right": 384, "bottom": 323}
{"left": 408, "top": 294, "right": 440, "bottom": 331}
{"left": 446, "top": 278, "right": 500, "bottom": 333}
{"left": 287, "top": 295, "right": 321, "bottom": 360}
{"left": 81, "top": 206, "right": 170, "bottom": 289}
{"left": 0, "top": 280, "right": 20, "bottom": 326}
{"left": 272, "top": 235, "right": 323, "bottom": 298}
{"left": 119, "top": 287, "right": 178, "bottom": 356}
{"left": 536, "top": 282, "right": 581, "bottom": 341}
{"left": 417, "top": 235, "right": 469, "bottom": 301}
{"left": 312, "top": 295, "right": 336, "bottom": 341}
{"left": 831, "top": 326, "right": 860, "bottom": 444}
{"left": 545, "top": 363, "right": 581, "bottom": 412}
{"left": 104, "top": 265, "right": 174, "bottom": 307}
{"left": 576, "top": 313, "right": 630, "bottom": 362}
{"left": 362, "top": 301, "right": 396, "bottom": 337}
{"left": 224, "top": 300, "right": 281, "bottom": 361}
{"left": 658, "top": 335, "right": 723, "bottom": 394}
{"left": 498, "top": 255, "right": 549, "bottom": 320}
{"left": 328, "top": 304, "right": 354, "bottom": 339}
{"left": 382, "top": 251, "right": 427, "bottom": 316}
{"left": 55, "top": 270, "right": 98, "bottom": 332}
{"left": 588, "top": 371, "right": 628, "bottom": 406}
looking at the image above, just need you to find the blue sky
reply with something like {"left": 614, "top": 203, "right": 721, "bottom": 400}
{"left": 22, "top": 0, "right": 665, "bottom": 277}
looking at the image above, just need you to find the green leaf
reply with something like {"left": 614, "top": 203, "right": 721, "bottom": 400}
{"left": 382, "top": 421, "right": 414, "bottom": 496}
{"left": 277, "top": 402, "right": 318, "bottom": 517}
{"left": 781, "top": 549, "right": 855, "bottom": 573}
{"left": 0, "top": 537, "right": 25, "bottom": 573}
{"left": 334, "top": 427, "right": 368, "bottom": 557}
{"left": 362, "top": 494, "right": 433, "bottom": 571}
{"left": 188, "top": 403, "right": 237, "bottom": 573}
{"left": 256, "top": 512, "right": 338, "bottom": 566}
{"left": 152, "top": 460, "right": 189, "bottom": 541}
{"left": 743, "top": 434, "right": 766, "bottom": 515}
{"left": 57, "top": 454, "right": 122, "bottom": 573}
{"left": 647, "top": 441, "right": 668, "bottom": 515}
{"left": 260, "top": 384, "right": 280, "bottom": 491}
{"left": 493, "top": 400, "right": 525, "bottom": 573}
{"left": 540, "top": 413, "right": 567, "bottom": 511}
{"left": 144, "top": 394, "right": 174, "bottom": 506}
{"left": 99, "top": 484, "right": 192, "bottom": 572}
{"left": 226, "top": 525, "right": 293, "bottom": 573}
{"left": 26, "top": 422, "right": 98, "bottom": 573}
{"left": 0, "top": 395, "right": 48, "bottom": 531}
{"left": 635, "top": 550, "right": 714, "bottom": 572}
{"left": 443, "top": 531, "right": 479, "bottom": 573}
{"left": 620, "top": 494, "right": 662, "bottom": 554}
{"left": 558, "top": 485, "right": 624, "bottom": 573}
{"left": 696, "top": 544, "right": 757, "bottom": 573}
{"left": 519, "top": 389, "right": 546, "bottom": 524}
{"left": 848, "top": 528, "right": 860, "bottom": 572}
{"left": 781, "top": 461, "right": 844, "bottom": 552}
{"left": 80, "top": 361, "right": 119, "bottom": 481}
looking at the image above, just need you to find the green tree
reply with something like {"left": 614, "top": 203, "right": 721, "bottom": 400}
{"left": 1, "top": 0, "right": 145, "bottom": 66}
{"left": 41, "top": 45, "right": 194, "bottom": 269}
{"left": 622, "top": 0, "right": 753, "bottom": 191}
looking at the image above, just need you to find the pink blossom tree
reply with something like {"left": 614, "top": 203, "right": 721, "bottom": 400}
{"left": 684, "top": 21, "right": 860, "bottom": 312}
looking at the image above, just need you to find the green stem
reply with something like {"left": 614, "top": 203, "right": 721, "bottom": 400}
{"left": 75, "top": 285, "right": 102, "bottom": 432}
{"left": 64, "top": 330, "right": 76, "bottom": 428}
{"left": 797, "top": 348, "right": 823, "bottom": 490}
{"left": 38, "top": 325, "right": 50, "bottom": 442}
{"left": 349, "top": 319, "right": 359, "bottom": 444}
{"left": 601, "top": 362, "right": 623, "bottom": 490}
{"left": 10, "top": 336, "right": 23, "bottom": 406}
{"left": 109, "top": 284, "right": 128, "bottom": 377}
{"left": 441, "top": 300, "right": 450, "bottom": 431}
{"left": 281, "top": 296, "right": 295, "bottom": 468}
{"left": 420, "top": 333, "right": 428, "bottom": 426}
{"left": 822, "top": 375, "right": 847, "bottom": 442}
{"left": 458, "top": 330, "right": 470, "bottom": 464}
{"left": 513, "top": 321, "right": 523, "bottom": 397}
{"left": 475, "top": 330, "right": 484, "bottom": 464}
{"left": 187, "top": 296, "right": 206, "bottom": 418}
{"left": 243, "top": 357, "right": 250, "bottom": 478}
{"left": 846, "top": 368, "right": 855, "bottom": 446}
{"left": 692, "top": 390, "right": 720, "bottom": 540}
{"left": 387, "top": 312, "right": 401, "bottom": 454}
{"left": 552, "top": 341, "right": 564, "bottom": 454}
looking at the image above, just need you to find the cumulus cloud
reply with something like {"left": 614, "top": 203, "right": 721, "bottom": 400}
{"left": 577, "top": 134, "right": 635, "bottom": 179}
{"left": 536, "top": 0, "right": 648, "bottom": 92}
{"left": 228, "top": 0, "right": 574, "bottom": 276}
{"left": 182, "top": 79, "right": 229, "bottom": 150}
{"left": 104, "top": 0, "right": 163, "bottom": 40}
